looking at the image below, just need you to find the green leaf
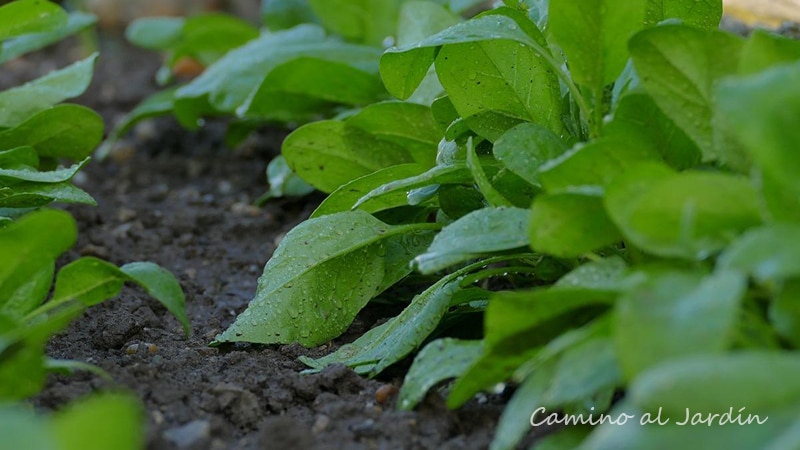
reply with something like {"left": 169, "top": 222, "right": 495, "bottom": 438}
{"left": 346, "top": 101, "right": 441, "bottom": 166}
{"left": 739, "top": 29, "right": 800, "bottom": 75}
{"left": 529, "top": 193, "right": 621, "bottom": 258}
{"left": 716, "top": 61, "right": 800, "bottom": 222}
{"left": 493, "top": 123, "right": 569, "bottom": 187}
{"left": 0, "top": 406, "right": 57, "bottom": 450}
{"left": 605, "top": 163, "right": 762, "bottom": 259}
{"left": 299, "top": 264, "right": 469, "bottom": 374}
{"left": 175, "top": 25, "right": 383, "bottom": 117}
{"left": 0, "top": 105, "right": 103, "bottom": 160}
{"left": 0, "top": 0, "right": 67, "bottom": 41}
{"left": 257, "top": 155, "right": 315, "bottom": 203}
{"left": 380, "top": 11, "right": 553, "bottom": 100}
{"left": 0, "top": 210, "right": 75, "bottom": 312}
{"left": 433, "top": 9, "right": 564, "bottom": 138}
{"left": 308, "top": 0, "right": 403, "bottom": 46}
{"left": 1, "top": 12, "right": 96, "bottom": 63}
{"left": 549, "top": 0, "right": 647, "bottom": 88}
{"left": 0, "top": 53, "right": 97, "bottom": 128}
{"left": 0, "top": 157, "right": 88, "bottom": 183}
{"left": 397, "top": 338, "right": 482, "bottom": 410}
{"left": 120, "top": 262, "right": 190, "bottom": 336}
{"left": 629, "top": 24, "right": 743, "bottom": 162}
{"left": 466, "top": 139, "right": 513, "bottom": 207}
{"left": 263, "top": 0, "right": 319, "bottom": 31}
{"left": 48, "top": 258, "right": 189, "bottom": 336}
{"left": 125, "top": 17, "right": 184, "bottom": 50}
{"left": 643, "top": 0, "right": 722, "bottom": 30}
{"left": 0, "top": 181, "right": 95, "bottom": 208}
{"left": 0, "top": 146, "right": 39, "bottom": 168}
{"left": 397, "top": 0, "right": 460, "bottom": 49}
{"left": 311, "top": 163, "right": 428, "bottom": 218}
{"left": 413, "top": 206, "right": 530, "bottom": 274}
{"left": 282, "top": 120, "right": 413, "bottom": 193}
{"left": 554, "top": 256, "right": 628, "bottom": 291}
{"left": 52, "top": 394, "right": 143, "bottom": 450}
{"left": 352, "top": 162, "right": 474, "bottom": 210}
{"left": 615, "top": 269, "right": 746, "bottom": 379}
{"left": 172, "top": 14, "right": 258, "bottom": 67}
{"left": 538, "top": 136, "right": 661, "bottom": 194}
{"left": 0, "top": 264, "right": 52, "bottom": 320}
{"left": 213, "top": 211, "right": 437, "bottom": 346}
{"left": 604, "top": 91, "right": 701, "bottom": 170}
{"left": 717, "top": 224, "right": 800, "bottom": 284}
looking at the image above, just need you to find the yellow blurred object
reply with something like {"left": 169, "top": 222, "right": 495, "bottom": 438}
{"left": 724, "top": 0, "right": 800, "bottom": 27}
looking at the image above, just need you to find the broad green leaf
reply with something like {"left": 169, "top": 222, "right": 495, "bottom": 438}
{"left": 739, "top": 29, "right": 800, "bottom": 75}
{"left": 308, "top": 0, "right": 404, "bottom": 46}
{"left": 240, "top": 57, "right": 386, "bottom": 120}
{"left": 643, "top": 0, "right": 722, "bottom": 30}
{"left": 449, "top": 289, "right": 615, "bottom": 409}
{"left": 433, "top": 10, "right": 564, "bottom": 138}
{"left": 0, "top": 157, "right": 88, "bottom": 184}
{"left": 380, "top": 12, "right": 553, "bottom": 101}
{"left": 716, "top": 61, "right": 800, "bottom": 222}
{"left": 0, "top": 146, "right": 38, "bottom": 168}
{"left": 0, "top": 53, "right": 97, "bottom": 128}
{"left": 413, "top": 206, "right": 530, "bottom": 273}
{"left": 0, "top": 264, "right": 52, "bottom": 320}
{"left": 0, "top": 181, "right": 95, "bottom": 208}
{"left": 529, "top": 193, "right": 621, "bottom": 258}
{"left": 52, "top": 394, "right": 143, "bottom": 450}
{"left": 213, "top": 211, "right": 437, "bottom": 346}
{"left": 0, "top": 105, "right": 103, "bottom": 161}
{"left": 615, "top": 270, "right": 746, "bottom": 379}
{"left": 604, "top": 91, "right": 701, "bottom": 170}
{"left": 171, "top": 14, "right": 258, "bottom": 67}
{"left": 438, "top": 184, "right": 485, "bottom": 219}
{"left": 0, "top": 210, "right": 75, "bottom": 309}
{"left": 257, "top": 155, "right": 315, "bottom": 204}
{"left": 121, "top": 262, "right": 190, "bottom": 336}
{"left": 549, "top": 0, "right": 647, "bottom": 88}
{"left": 0, "top": 12, "right": 96, "bottom": 63}
{"left": 299, "top": 264, "right": 469, "bottom": 374}
{"left": 0, "top": 0, "right": 67, "bottom": 41}
{"left": 397, "top": 1, "right": 460, "bottom": 48}
{"left": 311, "top": 164, "right": 428, "bottom": 218}
{"left": 605, "top": 163, "right": 762, "bottom": 259}
{"left": 48, "top": 258, "right": 189, "bottom": 336}
{"left": 282, "top": 120, "right": 413, "bottom": 193}
{"left": 554, "top": 256, "right": 628, "bottom": 291}
{"left": 346, "top": 101, "right": 441, "bottom": 166}
{"left": 125, "top": 17, "right": 184, "bottom": 50}
{"left": 176, "top": 25, "right": 382, "bottom": 116}
{"left": 538, "top": 136, "right": 661, "bottom": 193}
{"left": 397, "top": 338, "right": 482, "bottom": 410}
{"left": 717, "top": 224, "right": 800, "bottom": 284}
{"left": 629, "top": 25, "right": 743, "bottom": 162}
{"left": 263, "top": 0, "right": 319, "bottom": 30}
{"left": 0, "top": 406, "right": 57, "bottom": 450}
{"left": 493, "top": 123, "right": 569, "bottom": 187}
{"left": 632, "top": 353, "right": 800, "bottom": 418}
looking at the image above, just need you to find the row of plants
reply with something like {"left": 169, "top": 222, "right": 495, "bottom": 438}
{"left": 115, "top": 0, "right": 800, "bottom": 448}
{"left": 0, "top": 1, "right": 189, "bottom": 448}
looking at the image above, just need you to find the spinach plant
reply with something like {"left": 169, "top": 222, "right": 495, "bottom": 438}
{"left": 1, "top": 1, "right": 189, "bottom": 447}
{"left": 124, "top": 0, "right": 800, "bottom": 448}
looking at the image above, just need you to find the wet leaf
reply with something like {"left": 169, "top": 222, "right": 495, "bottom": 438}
{"left": 397, "top": 338, "right": 482, "bottom": 410}
{"left": 493, "top": 123, "right": 569, "bottom": 187}
{"left": 718, "top": 224, "right": 800, "bottom": 284}
{"left": 413, "top": 206, "right": 529, "bottom": 274}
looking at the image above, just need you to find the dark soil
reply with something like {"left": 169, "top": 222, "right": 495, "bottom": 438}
{"left": 3, "top": 35, "right": 516, "bottom": 449}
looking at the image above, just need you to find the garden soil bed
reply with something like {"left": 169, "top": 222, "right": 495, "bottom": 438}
{"left": 4, "top": 35, "right": 525, "bottom": 450}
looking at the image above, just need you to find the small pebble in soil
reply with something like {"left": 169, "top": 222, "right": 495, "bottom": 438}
{"left": 311, "top": 414, "right": 331, "bottom": 434}
{"left": 162, "top": 419, "right": 211, "bottom": 449}
{"left": 350, "top": 419, "right": 378, "bottom": 438}
{"left": 374, "top": 384, "right": 399, "bottom": 405}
